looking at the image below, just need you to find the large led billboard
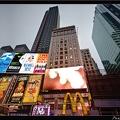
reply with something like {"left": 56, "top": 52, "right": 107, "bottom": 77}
{"left": 19, "top": 53, "right": 38, "bottom": 73}
{"left": 22, "top": 75, "right": 42, "bottom": 103}
{"left": 8, "top": 75, "right": 29, "bottom": 104}
{"left": 6, "top": 53, "right": 25, "bottom": 72}
{"left": 0, "top": 53, "right": 15, "bottom": 73}
{"left": 0, "top": 76, "right": 13, "bottom": 103}
{"left": 19, "top": 53, "right": 48, "bottom": 74}
{"left": 42, "top": 66, "right": 87, "bottom": 90}
{"left": 33, "top": 54, "right": 48, "bottom": 74}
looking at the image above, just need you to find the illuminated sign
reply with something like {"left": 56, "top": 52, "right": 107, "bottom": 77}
{"left": 19, "top": 53, "right": 38, "bottom": 73}
{"left": 22, "top": 75, "right": 42, "bottom": 103}
{"left": 0, "top": 76, "right": 13, "bottom": 103}
{"left": 42, "top": 66, "right": 87, "bottom": 90}
{"left": 8, "top": 76, "right": 29, "bottom": 104}
{"left": 0, "top": 53, "right": 15, "bottom": 73}
{"left": 33, "top": 54, "right": 48, "bottom": 74}
{"left": 32, "top": 104, "right": 50, "bottom": 116}
{"left": 6, "top": 53, "right": 25, "bottom": 72}
{"left": 62, "top": 92, "right": 88, "bottom": 116}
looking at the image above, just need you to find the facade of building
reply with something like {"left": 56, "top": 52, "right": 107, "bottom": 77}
{"left": 41, "top": 25, "right": 89, "bottom": 116}
{"left": 14, "top": 44, "right": 30, "bottom": 52}
{"left": 46, "top": 25, "right": 83, "bottom": 69}
{"left": 81, "top": 49, "right": 100, "bottom": 76}
{"left": 92, "top": 4, "right": 120, "bottom": 74}
{"left": 31, "top": 6, "right": 60, "bottom": 53}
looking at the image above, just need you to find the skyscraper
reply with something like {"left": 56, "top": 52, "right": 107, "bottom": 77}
{"left": 81, "top": 49, "right": 100, "bottom": 76}
{"left": 46, "top": 25, "right": 83, "bottom": 69}
{"left": 92, "top": 4, "right": 120, "bottom": 74}
{"left": 31, "top": 6, "right": 60, "bottom": 53}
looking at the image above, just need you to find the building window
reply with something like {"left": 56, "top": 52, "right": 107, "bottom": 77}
{"left": 60, "top": 56, "right": 63, "bottom": 59}
{"left": 76, "top": 59, "right": 79, "bottom": 63}
{"left": 50, "top": 57, "right": 53, "bottom": 60}
{"left": 70, "top": 50, "right": 72, "bottom": 54}
{"left": 56, "top": 52, "right": 58, "bottom": 55}
{"left": 60, "top": 48, "right": 63, "bottom": 51}
{"left": 70, "top": 55, "right": 72, "bottom": 58}
{"left": 60, "top": 61, "right": 63, "bottom": 64}
{"left": 60, "top": 66, "right": 63, "bottom": 68}
{"left": 55, "top": 56, "right": 58, "bottom": 60}
{"left": 65, "top": 51, "right": 68, "bottom": 54}
{"left": 65, "top": 55, "right": 68, "bottom": 59}
{"left": 60, "top": 52, "right": 63, "bottom": 55}
{"left": 60, "top": 41, "right": 63, "bottom": 43}
{"left": 74, "top": 49, "right": 77, "bottom": 53}
{"left": 65, "top": 47, "right": 67, "bottom": 50}
{"left": 70, "top": 46, "right": 72, "bottom": 50}
{"left": 55, "top": 61, "right": 58, "bottom": 65}
{"left": 65, "top": 60, "right": 68, "bottom": 64}
{"left": 50, "top": 62, "right": 53, "bottom": 66}
{"left": 70, "top": 59, "right": 74, "bottom": 63}
{"left": 75, "top": 54, "right": 78, "bottom": 58}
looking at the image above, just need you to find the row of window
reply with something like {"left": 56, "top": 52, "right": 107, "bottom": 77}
{"left": 49, "top": 59, "right": 79, "bottom": 66}
{"left": 53, "top": 29, "right": 75, "bottom": 36}
{"left": 50, "top": 54, "right": 78, "bottom": 60}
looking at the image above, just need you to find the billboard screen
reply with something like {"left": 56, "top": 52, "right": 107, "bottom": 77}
{"left": 0, "top": 76, "right": 13, "bottom": 103}
{"left": 19, "top": 53, "right": 38, "bottom": 73}
{"left": 32, "top": 104, "right": 50, "bottom": 116}
{"left": 22, "top": 75, "right": 42, "bottom": 103}
{"left": 42, "top": 66, "right": 87, "bottom": 90}
{"left": 8, "top": 75, "right": 29, "bottom": 104}
{"left": 6, "top": 53, "right": 25, "bottom": 72}
{"left": 0, "top": 53, "right": 15, "bottom": 73}
{"left": 33, "top": 54, "right": 48, "bottom": 74}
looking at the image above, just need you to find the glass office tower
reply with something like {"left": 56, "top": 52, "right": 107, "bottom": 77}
{"left": 92, "top": 4, "right": 120, "bottom": 74}
{"left": 31, "top": 6, "right": 60, "bottom": 53}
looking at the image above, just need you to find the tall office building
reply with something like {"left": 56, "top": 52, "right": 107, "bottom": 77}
{"left": 46, "top": 25, "right": 83, "bottom": 69}
{"left": 92, "top": 4, "right": 120, "bottom": 74}
{"left": 81, "top": 49, "right": 100, "bottom": 76}
{"left": 31, "top": 6, "right": 60, "bottom": 53}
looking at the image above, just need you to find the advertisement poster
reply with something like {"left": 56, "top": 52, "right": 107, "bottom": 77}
{"left": 33, "top": 54, "right": 48, "bottom": 74}
{"left": 0, "top": 53, "right": 15, "bottom": 73}
{"left": 6, "top": 53, "right": 26, "bottom": 73}
{"left": 42, "top": 66, "right": 87, "bottom": 90}
{"left": 9, "top": 76, "right": 29, "bottom": 104}
{"left": 19, "top": 53, "right": 38, "bottom": 74}
{"left": 32, "top": 104, "right": 50, "bottom": 116}
{"left": 0, "top": 76, "right": 13, "bottom": 103}
{"left": 22, "top": 75, "right": 42, "bottom": 103}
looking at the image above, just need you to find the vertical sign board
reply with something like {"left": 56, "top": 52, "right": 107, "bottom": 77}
{"left": 0, "top": 53, "right": 15, "bottom": 73}
{"left": 0, "top": 76, "right": 13, "bottom": 103}
{"left": 8, "top": 76, "right": 29, "bottom": 104}
{"left": 22, "top": 75, "right": 42, "bottom": 103}
{"left": 32, "top": 104, "right": 50, "bottom": 116}
{"left": 33, "top": 54, "right": 48, "bottom": 74}
{"left": 6, "top": 53, "right": 25, "bottom": 73}
{"left": 19, "top": 53, "right": 38, "bottom": 74}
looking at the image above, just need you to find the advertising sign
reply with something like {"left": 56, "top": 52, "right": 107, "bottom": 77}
{"left": 33, "top": 54, "right": 48, "bottom": 74}
{"left": 32, "top": 104, "right": 50, "bottom": 116}
{"left": 19, "top": 53, "right": 38, "bottom": 73}
{"left": 8, "top": 76, "right": 29, "bottom": 104}
{"left": 22, "top": 75, "right": 42, "bottom": 103}
{"left": 0, "top": 53, "right": 15, "bottom": 73}
{"left": 6, "top": 53, "right": 25, "bottom": 72}
{"left": 42, "top": 66, "right": 87, "bottom": 90}
{"left": 62, "top": 92, "right": 88, "bottom": 116}
{"left": 0, "top": 76, "right": 13, "bottom": 103}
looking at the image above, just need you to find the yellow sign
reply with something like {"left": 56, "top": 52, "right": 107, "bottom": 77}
{"left": 22, "top": 75, "right": 42, "bottom": 103}
{"left": 62, "top": 92, "right": 88, "bottom": 115}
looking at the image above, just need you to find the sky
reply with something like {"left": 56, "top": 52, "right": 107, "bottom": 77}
{"left": 0, "top": 4, "right": 104, "bottom": 69}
